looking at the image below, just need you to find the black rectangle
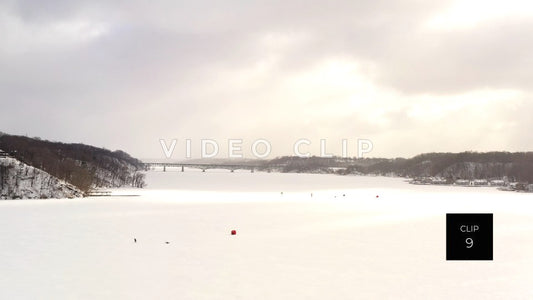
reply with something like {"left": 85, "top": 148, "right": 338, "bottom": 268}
{"left": 446, "top": 213, "right": 493, "bottom": 260}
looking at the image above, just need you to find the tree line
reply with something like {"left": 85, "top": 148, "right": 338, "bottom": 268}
{"left": 259, "top": 152, "right": 533, "bottom": 183}
{"left": 0, "top": 134, "right": 146, "bottom": 192}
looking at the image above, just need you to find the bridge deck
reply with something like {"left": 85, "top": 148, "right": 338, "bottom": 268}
{"left": 144, "top": 162, "right": 262, "bottom": 170}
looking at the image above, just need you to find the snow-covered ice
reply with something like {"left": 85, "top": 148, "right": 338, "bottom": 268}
{"left": 1, "top": 168, "right": 532, "bottom": 299}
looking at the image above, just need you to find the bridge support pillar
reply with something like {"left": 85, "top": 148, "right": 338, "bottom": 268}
{"left": 251, "top": 168, "right": 254, "bottom": 173}
{"left": 181, "top": 165, "right": 184, "bottom": 172}
{"left": 163, "top": 165, "right": 166, "bottom": 172}
{"left": 202, "top": 169, "right": 206, "bottom": 172}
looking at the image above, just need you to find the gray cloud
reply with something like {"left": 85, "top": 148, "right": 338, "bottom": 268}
{"left": 0, "top": 0, "right": 532, "bottom": 159}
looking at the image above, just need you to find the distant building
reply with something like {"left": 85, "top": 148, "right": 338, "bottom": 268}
{"left": 472, "top": 179, "right": 488, "bottom": 186}
{"left": 489, "top": 180, "right": 505, "bottom": 186}
{"left": 455, "top": 179, "right": 470, "bottom": 186}
{"left": 509, "top": 182, "right": 520, "bottom": 189}
{"left": 410, "top": 177, "right": 431, "bottom": 185}
{"left": 431, "top": 177, "right": 447, "bottom": 185}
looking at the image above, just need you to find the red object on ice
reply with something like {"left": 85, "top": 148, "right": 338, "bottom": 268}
{"left": 231, "top": 230, "right": 237, "bottom": 235}
{"left": 376, "top": 195, "right": 379, "bottom": 198}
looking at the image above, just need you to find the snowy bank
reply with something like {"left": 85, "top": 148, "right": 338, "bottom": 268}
{"left": 0, "top": 157, "right": 83, "bottom": 199}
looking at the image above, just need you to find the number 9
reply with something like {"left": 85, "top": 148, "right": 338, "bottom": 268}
{"left": 466, "top": 237, "right": 474, "bottom": 248}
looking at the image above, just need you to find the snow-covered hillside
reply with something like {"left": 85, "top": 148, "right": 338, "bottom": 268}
{"left": 0, "top": 157, "right": 83, "bottom": 199}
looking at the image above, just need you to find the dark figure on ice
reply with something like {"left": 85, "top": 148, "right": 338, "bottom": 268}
{"left": 134, "top": 238, "right": 137, "bottom": 243}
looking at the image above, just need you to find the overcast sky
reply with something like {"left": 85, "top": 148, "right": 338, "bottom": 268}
{"left": 1, "top": 0, "right": 532, "bottom": 159}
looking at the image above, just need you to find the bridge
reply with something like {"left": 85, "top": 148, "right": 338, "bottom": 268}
{"left": 144, "top": 162, "right": 263, "bottom": 173}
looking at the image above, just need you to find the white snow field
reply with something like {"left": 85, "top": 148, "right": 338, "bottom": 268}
{"left": 1, "top": 168, "right": 533, "bottom": 299}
